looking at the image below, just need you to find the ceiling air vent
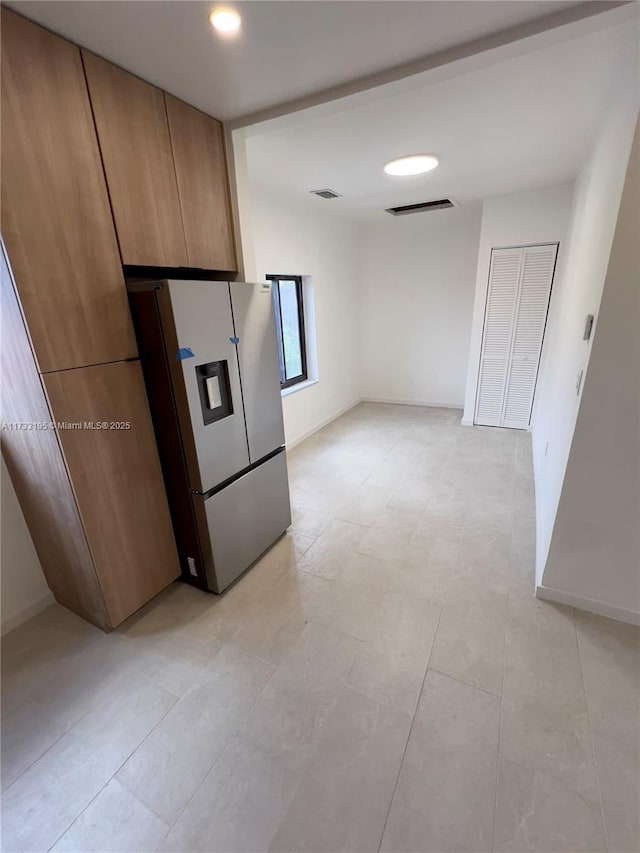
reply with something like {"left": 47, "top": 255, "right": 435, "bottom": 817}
{"left": 310, "top": 189, "right": 342, "bottom": 200}
{"left": 385, "top": 198, "right": 456, "bottom": 216}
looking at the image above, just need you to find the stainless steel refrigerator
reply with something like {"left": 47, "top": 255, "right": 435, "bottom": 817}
{"left": 128, "top": 279, "right": 291, "bottom": 593}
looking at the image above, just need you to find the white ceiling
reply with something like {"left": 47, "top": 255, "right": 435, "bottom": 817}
{"left": 244, "top": 16, "right": 638, "bottom": 220}
{"left": 10, "top": 0, "right": 595, "bottom": 122}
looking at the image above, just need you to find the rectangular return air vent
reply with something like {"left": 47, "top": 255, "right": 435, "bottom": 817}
{"left": 385, "top": 198, "right": 456, "bottom": 216}
{"left": 310, "top": 189, "right": 342, "bottom": 200}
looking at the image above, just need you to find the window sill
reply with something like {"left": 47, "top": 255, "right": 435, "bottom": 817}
{"left": 281, "top": 378, "right": 318, "bottom": 398}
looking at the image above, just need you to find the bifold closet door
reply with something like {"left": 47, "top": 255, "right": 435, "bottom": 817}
{"left": 475, "top": 243, "right": 558, "bottom": 429}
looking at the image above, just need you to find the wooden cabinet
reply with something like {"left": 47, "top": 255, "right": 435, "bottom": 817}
{"left": 83, "top": 51, "right": 188, "bottom": 268}
{"left": 1, "top": 245, "right": 108, "bottom": 628}
{"left": 3, "top": 240, "right": 179, "bottom": 631}
{"left": 2, "top": 11, "right": 240, "bottom": 631}
{"left": 0, "top": 236, "right": 180, "bottom": 629}
{"left": 83, "top": 50, "right": 237, "bottom": 272}
{"left": 43, "top": 361, "right": 180, "bottom": 627}
{"left": 165, "top": 95, "right": 237, "bottom": 271}
{"left": 0, "top": 8, "right": 137, "bottom": 372}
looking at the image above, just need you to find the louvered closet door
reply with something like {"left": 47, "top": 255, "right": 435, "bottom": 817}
{"left": 474, "top": 248, "right": 522, "bottom": 426}
{"left": 502, "top": 244, "right": 557, "bottom": 428}
{"left": 475, "top": 244, "right": 557, "bottom": 429}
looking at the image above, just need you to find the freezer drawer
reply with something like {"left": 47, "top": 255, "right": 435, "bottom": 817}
{"left": 202, "top": 450, "right": 291, "bottom": 592}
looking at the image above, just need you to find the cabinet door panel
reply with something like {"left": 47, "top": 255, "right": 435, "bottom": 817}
{"left": 44, "top": 361, "right": 180, "bottom": 627}
{"left": 1, "top": 9, "right": 136, "bottom": 372}
{"left": 83, "top": 51, "right": 188, "bottom": 268}
{"left": 165, "top": 95, "right": 237, "bottom": 271}
{"left": 1, "top": 243, "right": 108, "bottom": 629}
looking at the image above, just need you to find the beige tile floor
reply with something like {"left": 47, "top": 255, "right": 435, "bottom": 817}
{"left": 1, "top": 402, "right": 638, "bottom": 853}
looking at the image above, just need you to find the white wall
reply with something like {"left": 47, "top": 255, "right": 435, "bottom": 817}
{"left": 359, "top": 205, "right": 481, "bottom": 408}
{"left": 246, "top": 185, "right": 363, "bottom": 447}
{"left": 538, "top": 120, "right": 639, "bottom": 622}
{"left": 1, "top": 457, "right": 52, "bottom": 634}
{"left": 532, "top": 80, "right": 639, "bottom": 584}
{"left": 462, "top": 182, "right": 574, "bottom": 424}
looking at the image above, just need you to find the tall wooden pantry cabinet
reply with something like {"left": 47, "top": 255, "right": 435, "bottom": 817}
{"left": 1, "top": 8, "right": 181, "bottom": 629}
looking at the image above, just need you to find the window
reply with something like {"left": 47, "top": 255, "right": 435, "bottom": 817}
{"left": 268, "top": 275, "right": 308, "bottom": 389}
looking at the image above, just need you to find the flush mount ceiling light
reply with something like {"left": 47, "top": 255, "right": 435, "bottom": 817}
{"left": 384, "top": 154, "right": 439, "bottom": 176}
{"left": 209, "top": 8, "right": 241, "bottom": 34}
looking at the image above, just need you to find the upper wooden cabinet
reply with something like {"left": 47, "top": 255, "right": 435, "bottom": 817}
{"left": 82, "top": 51, "right": 189, "bottom": 269}
{"left": 165, "top": 95, "right": 237, "bottom": 271}
{"left": 83, "top": 51, "right": 238, "bottom": 272}
{"left": 0, "top": 9, "right": 137, "bottom": 372}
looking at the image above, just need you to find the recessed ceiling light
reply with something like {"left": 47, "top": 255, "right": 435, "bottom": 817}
{"left": 209, "top": 8, "right": 241, "bottom": 34}
{"left": 384, "top": 155, "right": 439, "bottom": 176}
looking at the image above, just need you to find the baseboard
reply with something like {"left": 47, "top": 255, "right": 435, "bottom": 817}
{"left": 286, "top": 398, "right": 362, "bottom": 450}
{"left": 461, "top": 417, "right": 474, "bottom": 426}
{"left": 1, "top": 591, "right": 55, "bottom": 636}
{"left": 536, "top": 584, "right": 640, "bottom": 626}
{"left": 285, "top": 395, "right": 463, "bottom": 450}
{"left": 360, "top": 396, "right": 463, "bottom": 410}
